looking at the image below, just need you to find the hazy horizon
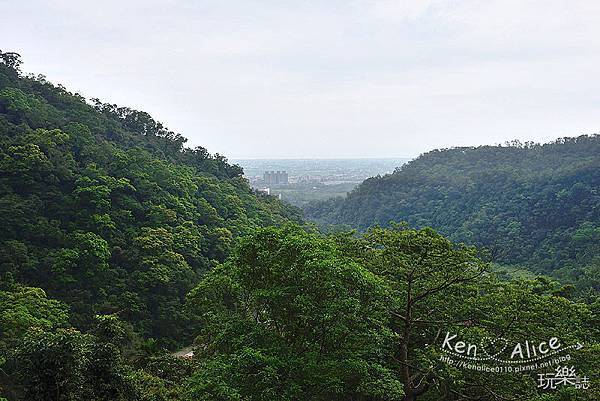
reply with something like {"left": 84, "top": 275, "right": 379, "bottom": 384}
{"left": 231, "top": 156, "right": 412, "bottom": 160}
{"left": 3, "top": 1, "right": 600, "bottom": 159}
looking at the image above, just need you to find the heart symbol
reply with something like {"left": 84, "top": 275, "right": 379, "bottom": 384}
{"left": 479, "top": 336, "right": 508, "bottom": 359}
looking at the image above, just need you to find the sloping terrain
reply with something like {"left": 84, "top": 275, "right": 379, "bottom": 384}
{"left": 0, "top": 51, "right": 300, "bottom": 344}
{"left": 305, "top": 137, "right": 600, "bottom": 286}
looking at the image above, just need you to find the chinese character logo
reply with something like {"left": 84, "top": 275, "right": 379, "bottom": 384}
{"left": 537, "top": 366, "right": 589, "bottom": 390}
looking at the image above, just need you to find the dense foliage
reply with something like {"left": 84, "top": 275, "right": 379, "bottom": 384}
{"left": 0, "top": 50, "right": 300, "bottom": 347}
{"left": 2, "top": 224, "right": 598, "bottom": 400}
{"left": 305, "top": 138, "right": 600, "bottom": 292}
{"left": 1, "top": 51, "right": 597, "bottom": 400}
{"left": 184, "top": 225, "right": 598, "bottom": 401}
{"left": 186, "top": 225, "right": 402, "bottom": 400}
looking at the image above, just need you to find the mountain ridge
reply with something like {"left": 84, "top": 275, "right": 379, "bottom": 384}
{"left": 304, "top": 136, "right": 600, "bottom": 289}
{"left": 0, "top": 50, "right": 301, "bottom": 345}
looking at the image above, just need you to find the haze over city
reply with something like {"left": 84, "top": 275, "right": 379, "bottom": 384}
{"left": 2, "top": 0, "right": 600, "bottom": 158}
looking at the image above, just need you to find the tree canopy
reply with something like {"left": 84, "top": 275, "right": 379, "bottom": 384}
{"left": 304, "top": 138, "right": 600, "bottom": 295}
{"left": 183, "top": 225, "right": 599, "bottom": 400}
{"left": 0, "top": 50, "right": 597, "bottom": 400}
{"left": 0, "top": 50, "right": 301, "bottom": 348}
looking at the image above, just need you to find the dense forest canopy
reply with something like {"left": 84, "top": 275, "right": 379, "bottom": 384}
{"left": 0, "top": 51, "right": 598, "bottom": 401}
{"left": 305, "top": 137, "right": 600, "bottom": 293}
{"left": 0, "top": 50, "right": 300, "bottom": 346}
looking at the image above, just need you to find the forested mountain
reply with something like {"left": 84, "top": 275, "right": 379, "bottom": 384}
{"left": 0, "top": 51, "right": 598, "bottom": 401}
{"left": 305, "top": 138, "right": 600, "bottom": 290}
{"left": 0, "top": 50, "right": 300, "bottom": 347}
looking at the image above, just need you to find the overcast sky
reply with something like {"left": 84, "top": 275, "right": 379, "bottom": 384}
{"left": 2, "top": 1, "right": 600, "bottom": 158}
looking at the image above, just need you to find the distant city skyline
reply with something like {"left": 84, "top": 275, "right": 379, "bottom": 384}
{"left": 3, "top": 1, "right": 600, "bottom": 158}
{"left": 231, "top": 156, "right": 411, "bottom": 160}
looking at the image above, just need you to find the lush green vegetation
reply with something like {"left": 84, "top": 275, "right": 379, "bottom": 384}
{"left": 1, "top": 51, "right": 597, "bottom": 400}
{"left": 4, "top": 224, "right": 596, "bottom": 400}
{"left": 185, "top": 225, "right": 598, "bottom": 401}
{"left": 268, "top": 181, "right": 358, "bottom": 207}
{"left": 0, "top": 50, "right": 300, "bottom": 345}
{"left": 305, "top": 138, "right": 600, "bottom": 295}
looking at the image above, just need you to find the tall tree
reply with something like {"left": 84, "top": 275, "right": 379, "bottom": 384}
{"left": 186, "top": 225, "right": 403, "bottom": 401}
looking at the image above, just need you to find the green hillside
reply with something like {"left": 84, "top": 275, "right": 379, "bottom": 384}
{"left": 0, "top": 50, "right": 300, "bottom": 346}
{"left": 0, "top": 51, "right": 597, "bottom": 401}
{"left": 305, "top": 137, "right": 600, "bottom": 290}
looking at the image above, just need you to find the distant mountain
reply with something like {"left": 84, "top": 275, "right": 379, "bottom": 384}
{"left": 0, "top": 50, "right": 300, "bottom": 345}
{"left": 304, "top": 137, "right": 600, "bottom": 286}
{"left": 1, "top": 51, "right": 598, "bottom": 401}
